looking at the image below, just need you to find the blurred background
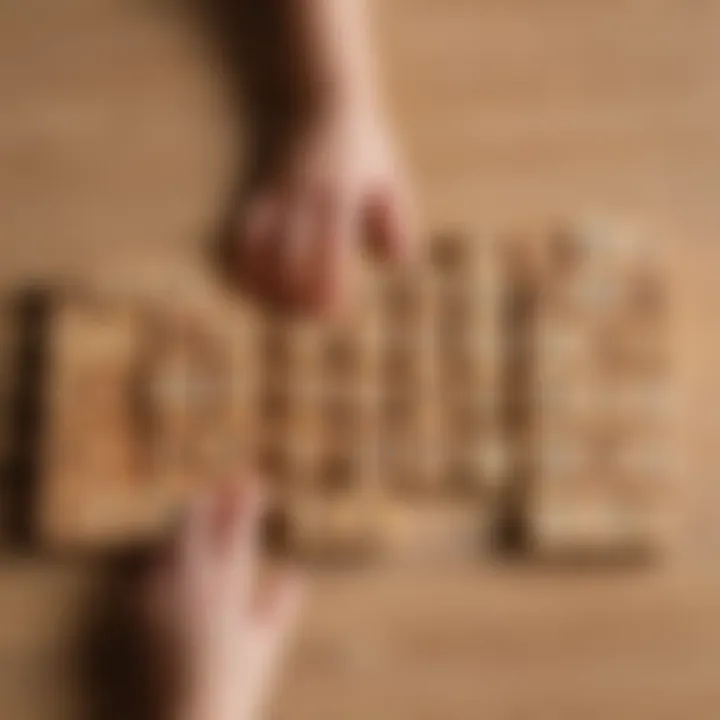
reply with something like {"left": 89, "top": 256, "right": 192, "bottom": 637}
{"left": 0, "top": 0, "right": 719, "bottom": 718}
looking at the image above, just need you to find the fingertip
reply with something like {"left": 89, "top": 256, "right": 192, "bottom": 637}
{"left": 208, "top": 472, "right": 264, "bottom": 543}
{"left": 364, "top": 186, "right": 420, "bottom": 266}
{"left": 310, "top": 247, "right": 355, "bottom": 319}
{"left": 230, "top": 471, "right": 266, "bottom": 521}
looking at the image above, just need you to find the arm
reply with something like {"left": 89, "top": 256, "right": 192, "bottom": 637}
{"left": 144, "top": 479, "right": 303, "bottom": 720}
{"left": 231, "top": 0, "right": 417, "bottom": 314}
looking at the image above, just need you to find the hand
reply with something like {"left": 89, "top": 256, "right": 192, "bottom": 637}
{"left": 236, "top": 104, "right": 417, "bottom": 315}
{"left": 144, "top": 478, "right": 304, "bottom": 720}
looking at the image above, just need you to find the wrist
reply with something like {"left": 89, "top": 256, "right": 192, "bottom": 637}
{"left": 175, "top": 681, "right": 253, "bottom": 720}
{"left": 292, "top": 67, "right": 381, "bottom": 131}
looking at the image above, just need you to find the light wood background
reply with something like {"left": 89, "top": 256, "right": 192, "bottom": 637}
{"left": 0, "top": 1, "right": 719, "bottom": 718}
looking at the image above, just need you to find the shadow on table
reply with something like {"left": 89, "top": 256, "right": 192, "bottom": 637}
{"left": 76, "top": 553, "right": 161, "bottom": 720}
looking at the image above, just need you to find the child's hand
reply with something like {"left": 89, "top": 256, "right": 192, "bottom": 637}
{"left": 236, "top": 105, "right": 417, "bottom": 315}
{"left": 144, "top": 478, "right": 303, "bottom": 720}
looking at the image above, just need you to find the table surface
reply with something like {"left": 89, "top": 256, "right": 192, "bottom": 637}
{"left": 1, "top": 1, "right": 719, "bottom": 718}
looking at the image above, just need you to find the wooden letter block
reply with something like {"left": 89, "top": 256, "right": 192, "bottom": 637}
{"left": 501, "top": 223, "right": 674, "bottom": 563}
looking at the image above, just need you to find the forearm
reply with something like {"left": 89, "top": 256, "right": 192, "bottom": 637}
{"left": 286, "top": 0, "right": 382, "bottom": 115}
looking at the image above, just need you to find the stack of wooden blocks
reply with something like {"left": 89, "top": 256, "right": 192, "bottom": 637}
{"left": 32, "top": 224, "right": 674, "bottom": 564}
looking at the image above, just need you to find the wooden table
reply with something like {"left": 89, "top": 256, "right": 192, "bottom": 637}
{"left": 0, "top": 1, "right": 719, "bottom": 718}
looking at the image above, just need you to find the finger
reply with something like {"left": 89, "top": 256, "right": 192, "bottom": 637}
{"left": 363, "top": 182, "right": 419, "bottom": 263}
{"left": 209, "top": 475, "right": 266, "bottom": 603}
{"left": 149, "top": 493, "right": 214, "bottom": 605}
{"left": 241, "top": 570, "right": 306, "bottom": 720}
{"left": 252, "top": 192, "right": 295, "bottom": 307}
{"left": 310, "top": 184, "right": 357, "bottom": 315}
{"left": 253, "top": 568, "right": 306, "bottom": 654}
{"left": 278, "top": 194, "right": 314, "bottom": 308}
{"left": 174, "top": 491, "right": 214, "bottom": 573}
{"left": 210, "top": 475, "right": 265, "bottom": 553}
{"left": 239, "top": 194, "right": 279, "bottom": 293}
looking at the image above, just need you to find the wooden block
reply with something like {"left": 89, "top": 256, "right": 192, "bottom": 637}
{"left": 32, "top": 230, "right": 504, "bottom": 560}
{"left": 500, "top": 221, "right": 673, "bottom": 563}
{"left": 39, "top": 291, "right": 157, "bottom": 545}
